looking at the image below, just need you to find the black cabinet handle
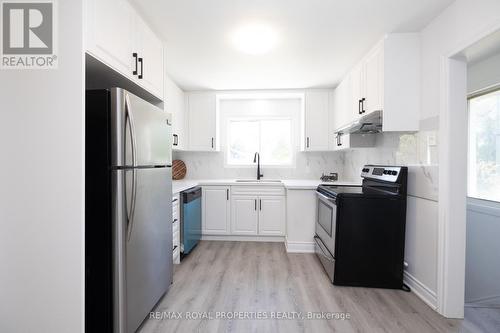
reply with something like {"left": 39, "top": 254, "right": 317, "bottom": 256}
{"left": 132, "top": 53, "right": 138, "bottom": 75}
{"left": 172, "top": 198, "right": 178, "bottom": 203}
{"left": 254, "top": 199, "right": 257, "bottom": 211}
{"left": 211, "top": 137, "right": 214, "bottom": 149}
{"left": 339, "top": 134, "right": 342, "bottom": 146}
{"left": 226, "top": 189, "right": 229, "bottom": 200}
{"left": 358, "top": 99, "right": 362, "bottom": 114}
{"left": 259, "top": 199, "right": 262, "bottom": 211}
{"left": 361, "top": 98, "right": 366, "bottom": 113}
{"left": 173, "top": 134, "right": 178, "bottom": 146}
{"left": 306, "top": 137, "right": 310, "bottom": 148}
{"left": 173, "top": 218, "right": 178, "bottom": 224}
{"left": 173, "top": 245, "right": 178, "bottom": 251}
{"left": 138, "top": 57, "right": 143, "bottom": 79}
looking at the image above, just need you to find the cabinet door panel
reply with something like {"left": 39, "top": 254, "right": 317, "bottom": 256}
{"left": 202, "top": 187, "right": 230, "bottom": 235}
{"left": 89, "top": 0, "right": 135, "bottom": 77}
{"left": 351, "top": 64, "right": 364, "bottom": 122}
{"left": 304, "top": 91, "right": 330, "bottom": 151}
{"left": 231, "top": 196, "right": 258, "bottom": 235}
{"left": 258, "top": 196, "right": 285, "bottom": 236}
{"left": 364, "top": 45, "right": 384, "bottom": 114}
{"left": 135, "top": 17, "right": 164, "bottom": 98}
{"left": 165, "top": 77, "right": 185, "bottom": 150}
{"left": 188, "top": 93, "right": 217, "bottom": 151}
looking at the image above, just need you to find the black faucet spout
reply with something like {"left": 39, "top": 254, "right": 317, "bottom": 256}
{"left": 254, "top": 152, "right": 264, "bottom": 180}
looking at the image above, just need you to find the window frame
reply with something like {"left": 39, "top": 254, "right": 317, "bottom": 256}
{"left": 467, "top": 85, "right": 500, "bottom": 202}
{"left": 224, "top": 116, "right": 295, "bottom": 168}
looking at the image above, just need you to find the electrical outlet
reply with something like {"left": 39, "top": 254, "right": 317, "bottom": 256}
{"left": 427, "top": 133, "right": 437, "bottom": 147}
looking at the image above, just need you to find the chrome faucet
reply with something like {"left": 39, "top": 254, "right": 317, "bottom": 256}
{"left": 253, "top": 152, "right": 264, "bottom": 180}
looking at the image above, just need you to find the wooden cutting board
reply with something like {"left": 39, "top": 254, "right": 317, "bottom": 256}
{"left": 172, "top": 160, "right": 187, "bottom": 180}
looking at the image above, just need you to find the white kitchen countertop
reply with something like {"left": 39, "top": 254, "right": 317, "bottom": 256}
{"left": 172, "top": 180, "right": 200, "bottom": 194}
{"left": 280, "top": 179, "right": 362, "bottom": 190}
{"left": 172, "top": 179, "right": 362, "bottom": 193}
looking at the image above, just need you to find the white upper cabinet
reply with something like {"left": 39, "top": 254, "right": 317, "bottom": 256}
{"left": 333, "top": 33, "right": 420, "bottom": 133}
{"left": 363, "top": 43, "right": 384, "bottom": 115}
{"left": 302, "top": 90, "right": 331, "bottom": 151}
{"left": 86, "top": 0, "right": 164, "bottom": 99}
{"left": 202, "top": 186, "right": 230, "bottom": 235}
{"left": 187, "top": 92, "right": 217, "bottom": 151}
{"left": 350, "top": 63, "right": 364, "bottom": 121}
{"left": 134, "top": 17, "right": 164, "bottom": 98}
{"left": 331, "top": 75, "right": 352, "bottom": 135}
{"left": 165, "top": 76, "right": 186, "bottom": 150}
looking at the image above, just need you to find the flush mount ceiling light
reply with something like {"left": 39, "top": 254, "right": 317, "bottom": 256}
{"left": 231, "top": 23, "right": 278, "bottom": 55}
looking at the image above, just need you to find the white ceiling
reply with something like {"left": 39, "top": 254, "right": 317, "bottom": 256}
{"left": 131, "top": 0, "right": 454, "bottom": 91}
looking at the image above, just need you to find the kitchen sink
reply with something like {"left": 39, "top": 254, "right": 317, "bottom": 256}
{"left": 235, "top": 179, "right": 282, "bottom": 183}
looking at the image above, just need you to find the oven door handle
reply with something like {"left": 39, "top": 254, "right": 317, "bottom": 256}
{"left": 314, "top": 236, "right": 334, "bottom": 261}
{"left": 316, "top": 191, "right": 336, "bottom": 205}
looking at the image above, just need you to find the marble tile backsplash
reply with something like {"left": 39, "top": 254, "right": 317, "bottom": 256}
{"left": 175, "top": 123, "right": 439, "bottom": 201}
{"left": 343, "top": 131, "right": 439, "bottom": 201}
{"left": 173, "top": 150, "right": 345, "bottom": 181}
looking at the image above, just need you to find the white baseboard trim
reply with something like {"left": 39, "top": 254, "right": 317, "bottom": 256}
{"left": 285, "top": 238, "right": 315, "bottom": 253}
{"left": 201, "top": 235, "right": 285, "bottom": 242}
{"left": 404, "top": 271, "right": 437, "bottom": 310}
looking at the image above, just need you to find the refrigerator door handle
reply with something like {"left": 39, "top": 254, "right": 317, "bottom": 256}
{"left": 125, "top": 94, "right": 138, "bottom": 241}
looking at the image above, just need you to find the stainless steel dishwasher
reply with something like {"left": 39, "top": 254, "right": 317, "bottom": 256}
{"left": 180, "top": 187, "right": 202, "bottom": 255}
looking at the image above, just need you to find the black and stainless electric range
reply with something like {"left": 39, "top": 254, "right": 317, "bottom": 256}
{"left": 314, "top": 165, "right": 409, "bottom": 290}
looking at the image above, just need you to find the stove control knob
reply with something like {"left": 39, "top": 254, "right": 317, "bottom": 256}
{"left": 391, "top": 171, "right": 398, "bottom": 176}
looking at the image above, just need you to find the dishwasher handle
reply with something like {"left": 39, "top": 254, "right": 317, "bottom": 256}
{"left": 182, "top": 187, "right": 202, "bottom": 203}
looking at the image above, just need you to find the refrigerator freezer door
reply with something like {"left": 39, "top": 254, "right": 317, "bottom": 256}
{"left": 113, "top": 167, "right": 173, "bottom": 333}
{"left": 111, "top": 88, "right": 172, "bottom": 168}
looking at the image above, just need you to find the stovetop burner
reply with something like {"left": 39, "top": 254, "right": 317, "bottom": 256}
{"left": 317, "top": 165, "right": 408, "bottom": 200}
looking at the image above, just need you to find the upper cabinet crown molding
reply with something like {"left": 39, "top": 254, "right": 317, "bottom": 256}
{"left": 332, "top": 33, "right": 421, "bottom": 133}
{"left": 85, "top": 0, "right": 164, "bottom": 100}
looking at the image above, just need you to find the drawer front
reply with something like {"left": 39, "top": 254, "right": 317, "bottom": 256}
{"left": 172, "top": 220, "right": 180, "bottom": 235}
{"left": 173, "top": 229, "right": 180, "bottom": 248}
{"left": 172, "top": 193, "right": 180, "bottom": 205}
{"left": 172, "top": 193, "right": 180, "bottom": 222}
{"left": 231, "top": 186, "right": 285, "bottom": 196}
{"left": 172, "top": 204, "right": 179, "bottom": 220}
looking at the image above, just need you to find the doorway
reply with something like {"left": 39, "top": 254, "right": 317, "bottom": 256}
{"left": 439, "top": 28, "right": 500, "bottom": 331}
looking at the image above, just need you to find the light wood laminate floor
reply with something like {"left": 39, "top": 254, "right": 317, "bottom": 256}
{"left": 138, "top": 241, "right": 496, "bottom": 333}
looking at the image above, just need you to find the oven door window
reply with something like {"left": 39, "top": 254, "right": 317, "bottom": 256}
{"left": 318, "top": 198, "right": 335, "bottom": 237}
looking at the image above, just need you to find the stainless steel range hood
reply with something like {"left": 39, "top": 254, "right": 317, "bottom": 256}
{"left": 336, "top": 110, "right": 382, "bottom": 134}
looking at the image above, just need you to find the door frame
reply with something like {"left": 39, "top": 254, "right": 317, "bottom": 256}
{"left": 437, "top": 20, "right": 500, "bottom": 318}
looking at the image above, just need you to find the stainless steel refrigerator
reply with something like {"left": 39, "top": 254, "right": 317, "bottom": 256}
{"left": 86, "top": 88, "right": 173, "bottom": 333}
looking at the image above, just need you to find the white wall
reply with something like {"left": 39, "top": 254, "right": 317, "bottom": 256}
{"left": 0, "top": 1, "right": 85, "bottom": 332}
{"left": 468, "top": 52, "right": 500, "bottom": 93}
{"left": 465, "top": 199, "right": 500, "bottom": 305}
{"left": 417, "top": 0, "right": 500, "bottom": 315}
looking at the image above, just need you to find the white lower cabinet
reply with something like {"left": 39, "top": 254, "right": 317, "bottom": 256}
{"left": 231, "top": 191, "right": 285, "bottom": 236}
{"left": 202, "top": 185, "right": 286, "bottom": 237}
{"left": 258, "top": 196, "right": 286, "bottom": 236}
{"left": 231, "top": 196, "right": 259, "bottom": 235}
{"left": 202, "top": 186, "right": 230, "bottom": 235}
